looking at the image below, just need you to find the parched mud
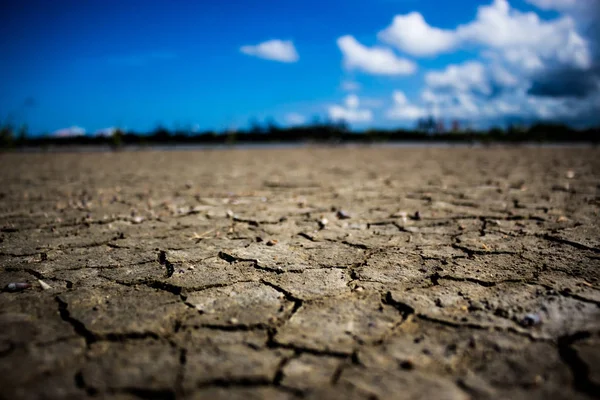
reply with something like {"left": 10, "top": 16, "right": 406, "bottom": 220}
{"left": 0, "top": 146, "right": 599, "bottom": 399}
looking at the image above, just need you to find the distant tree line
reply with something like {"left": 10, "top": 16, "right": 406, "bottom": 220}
{"left": 1, "top": 119, "right": 599, "bottom": 150}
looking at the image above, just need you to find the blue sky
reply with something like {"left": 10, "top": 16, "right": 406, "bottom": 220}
{"left": 1, "top": 0, "right": 598, "bottom": 135}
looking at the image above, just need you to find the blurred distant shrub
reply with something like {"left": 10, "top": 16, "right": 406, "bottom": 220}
{"left": 226, "top": 129, "right": 237, "bottom": 145}
{"left": 0, "top": 123, "right": 14, "bottom": 149}
{"left": 110, "top": 128, "right": 124, "bottom": 150}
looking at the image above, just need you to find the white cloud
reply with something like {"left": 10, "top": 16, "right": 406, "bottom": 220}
{"left": 376, "top": 0, "right": 591, "bottom": 71}
{"left": 376, "top": 1, "right": 599, "bottom": 126}
{"left": 456, "top": 0, "right": 591, "bottom": 69}
{"left": 378, "top": 12, "right": 458, "bottom": 56}
{"left": 329, "top": 106, "right": 372, "bottom": 123}
{"left": 525, "top": 92, "right": 600, "bottom": 121}
{"left": 415, "top": 85, "right": 600, "bottom": 125}
{"left": 337, "top": 35, "right": 417, "bottom": 75}
{"left": 421, "top": 89, "right": 438, "bottom": 104}
{"left": 490, "top": 64, "right": 520, "bottom": 87}
{"left": 393, "top": 91, "right": 409, "bottom": 106}
{"left": 525, "top": 0, "right": 595, "bottom": 13}
{"left": 503, "top": 48, "right": 544, "bottom": 71}
{"left": 285, "top": 113, "right": 306, "bottom": 126}
{"left": 419, "top": 88, "right": 501, "bottom": 120}
{"left": 341, "top": 80, "right": 361, "bottom": 91}
{"left": 386, "top": 91, "right": 428, "bottom": 120}
{"left": 426, "top": 61, "right": 492, "bottom": 95}
{"left": 240, "top": 39, "right": 299, "bottom": 63}
{"left": 345, "top": 94, "right": 360, "bottom": 109}
{"left": 94, "top": 127, "right": 117, "bottom": 137}
{"left": 329, "top": 95, "right": 373, "bottom": 123}
{"left": 425, "top": 60, "right": 524, "bottom": 98}
{"left": 469, "top": 0, "right": 589, "bottom": 70}
{"left": 52, "top": 126, "right": 86, "bottom": 137}
{"left": 421, "top": 90, "right": 495, "bottom": 120}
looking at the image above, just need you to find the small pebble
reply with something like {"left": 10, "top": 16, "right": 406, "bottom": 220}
{"left": 229, "top": 317, "right": 239, "bottom": 324}
{"left": 336, "top": 210, "right": 351, "bottom": 219}
{"left": 38, "top": 279, "right": 52, "bottom": 290}
{"left": 520, "top": 313, "right": 542, "bottom": 327}
{"left": 3, "top": 282, "right": 31, "bottom": 292}
{"left": 158, "top": 250, "right": 167, "bottom": 265}
{"left": 266, "top": 239, "right": 278, "bottom": 246}
{"left": 566, "top": 170, "right": 575, "bottom": 179}
{"left": 392, "top": 211, "right": 408, "bottom": 223}
{"left": 318, "top": 217, "right": 328, "bottom": 229}
{"left": 469, "top": 300, "right": 485, "bottom": 311}
{"left": 494, "top": 307, "right": 511, "bottom": 318}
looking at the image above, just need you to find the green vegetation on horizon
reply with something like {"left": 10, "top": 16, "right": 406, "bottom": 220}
{"left": 1, "top": 120, "right": 599, "bottom": 149}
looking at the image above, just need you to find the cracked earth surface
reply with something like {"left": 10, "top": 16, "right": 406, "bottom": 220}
{"left": 1, "top": 146, "right": 599, "bottom": 399}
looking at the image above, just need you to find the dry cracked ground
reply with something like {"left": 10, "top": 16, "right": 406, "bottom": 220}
{"left": 1, "top": 146, "right": 599, "bottom": 400}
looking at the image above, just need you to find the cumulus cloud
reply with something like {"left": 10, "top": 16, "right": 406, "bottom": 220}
{"left": 378, "top": 0, "right": 591, "bottom": 71}
{"left": 240, "top": 39, "right": 299, "bottom": 63}
{"left": 490, "top": 64, "right": 520, "bottom": 87}
{"left": 526, "top": 91, "right": 600, "bottom": 123}
{"left": 378, "top": 12, "right": 458, "bottom": 56}
{"left": 337, "top": 35, "right": 417, "bottom": 75}
{"left": 376, "top": 0, "right": 598, "bottom": 126}
{"left": 386, "top": 91, "right": 428, "bottom": 120}
{"left": 370, "top": 0, "right": 599, "bottom": 126}
{"left": 425, "top": 60, "right": 522, "bottom": 98}
{"left": 328, "top": 94, "right": 373, "bottom": 123}
{"left": 426, "top": 62, "right": 492, "bottom": 95}
{"left": 52, "top": 126, "right": 86, "bottom": 137}
{"left": 420, "top": 91, "right": 489, "bottom": 120}
{"left": 456, "top": 0, "right": 591, "bottom": 70}
{"left": 285, "top": 113, "right": 306, "bottom": 126}
{"left": 415, "top": 84, "right": 600, "bottom": 126}
{"left": 528, "top": 67, "right": 600, "bottom": 98}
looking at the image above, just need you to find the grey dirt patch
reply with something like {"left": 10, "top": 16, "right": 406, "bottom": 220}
{"left": 1, "top": 146, "right": 599, "bottom": 399}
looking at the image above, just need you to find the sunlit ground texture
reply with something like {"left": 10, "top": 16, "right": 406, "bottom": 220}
{"left": 1, "top": 146, "right": 599, "bottom": 399}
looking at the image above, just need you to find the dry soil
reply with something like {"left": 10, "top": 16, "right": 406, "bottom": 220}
{"left": 1, "top": 146, "right": 599, "bottom": 399}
